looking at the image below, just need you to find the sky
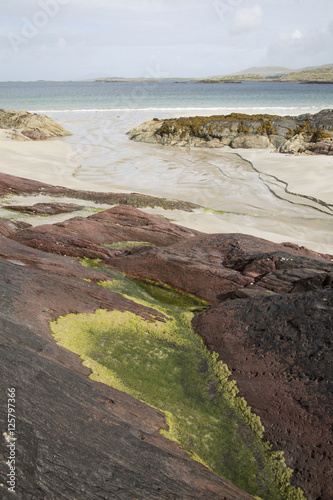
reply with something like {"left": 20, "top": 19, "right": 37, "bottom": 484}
{"left": 0, "top": 0, "right": 332, "bottom": 81}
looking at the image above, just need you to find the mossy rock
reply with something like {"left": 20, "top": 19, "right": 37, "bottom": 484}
{"left": 156, "top": 113, "right": 283, "bottom": 141}
{"left": 50, "top": 261, "right": 305, "bottom": 500}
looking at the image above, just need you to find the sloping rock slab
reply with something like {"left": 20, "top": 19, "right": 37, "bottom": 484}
{"left": 105, "top": 233, "right": 333, "bottom": 302}
{"left": 11, "top": 205, "right": 200, "bottom": 258}
{"left": 0, "top": 237, "right": 253, "bottom": 500}
{"left": 12, "top": 218, "right": 332, "bottom": 304}
{"left": 193, "top": 291, "right": 333, "bottom": 500}
{"left": 106, "top": 242, "right": 253, "bottom": 302}
{"left": 0, "top": 172, "right": 198, "bottom": 211}
{"left": 0, "top": 219, "right": 31, "bottom": 237}
{"left": 3, "top": 202, "right": 84, "bottom": 215}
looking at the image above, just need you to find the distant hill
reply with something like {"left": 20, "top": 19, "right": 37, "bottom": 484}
{"left": 205, "top": 64, "right": 333, "bottom": 83}
{"left": 229, "top": 66, "right": 293, "bottom": 77}
{"left": 80, "top": 64, "right": 333, "bottom": 84}
{"left": 279, "top": 64, "right": 333, "bottom": 82}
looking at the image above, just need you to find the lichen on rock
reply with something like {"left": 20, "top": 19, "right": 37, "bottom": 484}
{"left": 0, "top": 108, "right": 72, "bottom": 140}
{"left": 128, "top": 109, "right": 333, "bottom": 154}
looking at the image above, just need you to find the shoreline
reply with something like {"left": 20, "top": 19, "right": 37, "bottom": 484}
{"left": 0, "top": 113, "right": 332, "bottom": 255}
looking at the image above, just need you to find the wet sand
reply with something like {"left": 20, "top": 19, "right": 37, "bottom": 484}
{"left": 0, "top": 109, "right": 332, "bottom": 254}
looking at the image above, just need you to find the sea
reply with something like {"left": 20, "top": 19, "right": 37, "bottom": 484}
{"left": 0, "top": 80, "right": 332, "bottom": 252}
{"left": 1, "top": 80, "right": 332, "bottom": 111}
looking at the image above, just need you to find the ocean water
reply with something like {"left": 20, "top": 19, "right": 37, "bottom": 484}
{"left": 0, "top": 80, "right": 332, "bottom": 111}
{"left": 0, "top": 81, "right": 332, "bottom": 252}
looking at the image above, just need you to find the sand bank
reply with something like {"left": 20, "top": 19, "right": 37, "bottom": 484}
{"left": 0, "top": 137, "right": 128, "bottom": 193}
{"left": 142, "top": 207, "right": 333, "bottom": 255}
{"left": 0, "top": 133, "right": 332, "bottom": 254}
{"left": 234, "top": 148, "right": 333, "bottom": 206}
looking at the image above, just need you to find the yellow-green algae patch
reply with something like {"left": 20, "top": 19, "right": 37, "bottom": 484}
{"left": 50, "top": 264, "right": 305, "bottom": 500}
{"left": 103, "top": 241, "right": 156, "bottom": 249}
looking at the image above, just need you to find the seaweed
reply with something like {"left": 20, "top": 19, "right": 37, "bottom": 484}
{"left": 50, "top": 262, "right": 305, "bottom": 500}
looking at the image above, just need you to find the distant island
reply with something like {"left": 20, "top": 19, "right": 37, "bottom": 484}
{"left": 87, "top": 63, "right": 333, "bottom": 84}
{"left": 203, "top": 63, "right": 333, "bottom": 83}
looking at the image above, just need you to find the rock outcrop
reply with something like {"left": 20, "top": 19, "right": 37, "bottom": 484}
{"left": 128, "top": 109, "right": 333, "bottom": 154}
{"left": 3, "top": 202, "right": 85, "bottom": 215}
{"left": 0, "top": 109, "right": 72, "bottom": 140}
{"left": 0, "top": 172, "right": 199, "bottom": 211}
{"left": 105, "top": 234, "right": 333, "bottom": 500}
{"left": 11, "top": 205, "right": 200, "bottom": 259}
{"left": 193, "top": 290, "right": 333, "bottom": 500}
{"left": 0, "top": 236, "right": 253, "bottom": 500}
{"left": 104, "top": 233, "right": 333, "bottom": 302}
{"left": 1, "top": 173, "right": 332, "bottom": 499}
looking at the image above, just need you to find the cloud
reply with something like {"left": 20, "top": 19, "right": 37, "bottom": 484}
{"left": 1, "top": 0, "right": 332, "bottom": 80}
{"left": 65, "top": 0, "right": 203, "bottom": 13}
{"left": 291, "top": 29, "right": 303, "bottom": 40}
{"left": 280, "top": 29, "right": 303, "bottom": 41}
{"left": 266, "top": 21, "right": 333, "bottom": 67}
{"left": 230, "top": 4, "right": 263, "bottom": 35}
{"left": 56, "top": 37, "right": 67, "bottom": 50}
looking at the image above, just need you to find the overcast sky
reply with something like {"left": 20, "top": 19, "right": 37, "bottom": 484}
{"left": 1, "top": 0, "right": 332, "bottom": 81}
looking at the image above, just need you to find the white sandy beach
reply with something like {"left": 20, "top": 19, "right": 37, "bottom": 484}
{"left": 0, "top": 119, "right": 332, "bottom": 255}
{"left": 236, "top": 148, "right": 333, "bottom": 205}
{"left": 0, "top": 136, "right": 111, "bottom": 191}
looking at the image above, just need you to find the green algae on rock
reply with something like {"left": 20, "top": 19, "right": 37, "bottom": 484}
{"left": 50, "top": 264, "right": 305, "bottom": 500}
{"left": 128, "top": 109, "right": 333, "bottom": 154}
{"left": 103, "top": 241, "right": 156, "bottom": 249}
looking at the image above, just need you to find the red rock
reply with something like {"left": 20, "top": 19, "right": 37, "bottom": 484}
{"left": 0, "top": 172, "right": 198, "bottom": 211}
{"left": 11, "top": 205, "right": 199, "bottom": 259}
{"left": 0, "top": 219, "right": 21, "bottom": 237}
{"left": 1, "top": 172, "right": 332, "bottom": 499}
{"left": 105, "top": 233, "right": 333, "bottom": 302}
{"left": 0, "top": 235, "right": 255, "bottom": 499}
{"left": 3, "top": 202, "right": 84, "bottom": 215}
{"left": 193, "top": 291, "right": 333, "bottom": 500}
